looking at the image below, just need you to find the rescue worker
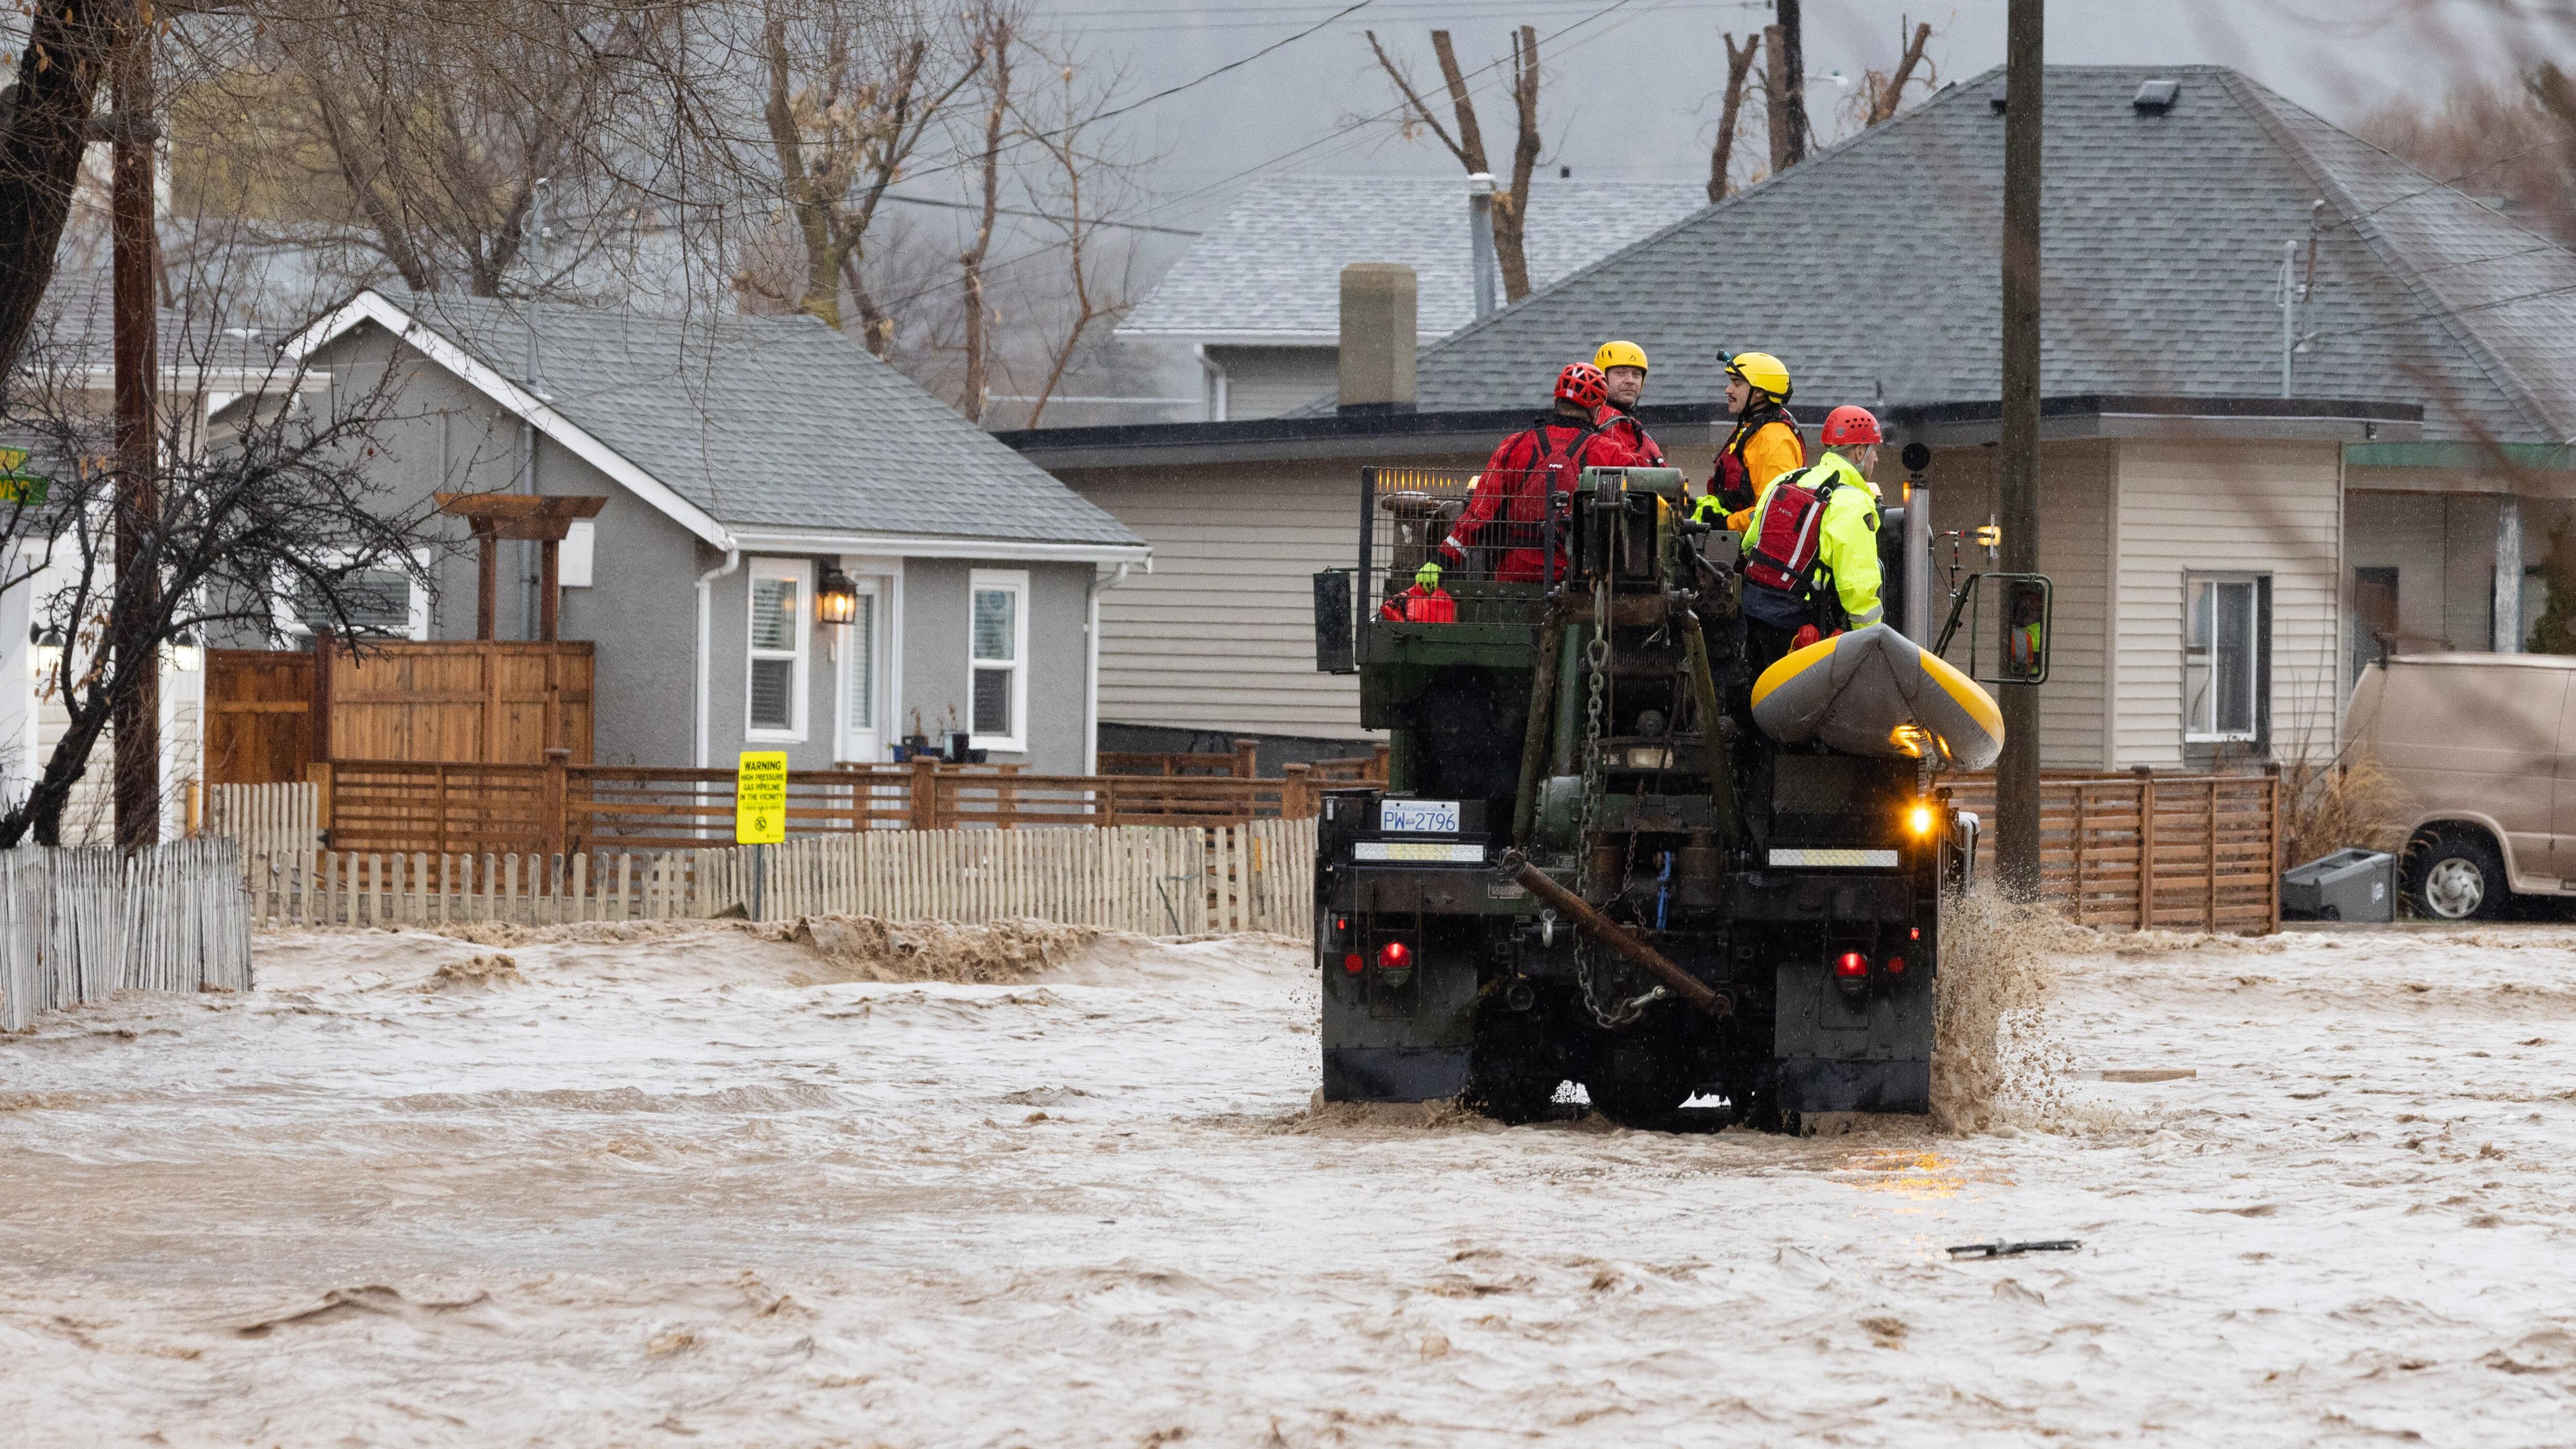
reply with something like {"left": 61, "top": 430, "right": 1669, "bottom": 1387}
{"left": 1697, "top": 350, "right": 1804, "bottom": 527}
{"left": 1591, "top": 340, "right": 1665, "bottom": 466}
{"left": 1422, "top": 363, "right": 1639, "bottom": 586}
{"left": 1737, "top": 404, "right": 1887, "bottom": 672}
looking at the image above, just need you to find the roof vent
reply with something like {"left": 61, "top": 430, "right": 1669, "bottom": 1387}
{"left": 2133, "top": 79, "right": 2181, "bottom": 114}
{"left": 1988, "top": 95, "right": 2008, "bottom": 115}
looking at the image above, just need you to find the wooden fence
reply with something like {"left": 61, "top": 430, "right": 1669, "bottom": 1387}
{"left": 0, "top": 837, "right": 257, "bottom": 1030}
{"left": 300, "top": 756, "right": 1352, "bottom": 857}
{"left": 204, "top": 639, "right": 593, "bottom": 786}
{"left": 241, "top": 818, "right": 1317, "bottom": 934}
{"left": 1945, "top": 771, "right": 2280, "bottom": 933}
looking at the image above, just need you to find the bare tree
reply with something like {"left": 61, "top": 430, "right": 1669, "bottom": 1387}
{"left": 1709, "top": 32, "right": 1762, "bottom": 202}
{"left": 955, "top": 0, "right": 1016, "bottom": 423}
{"left": 0, "top": 0, "right": 135, "bottom": 381}
{"left": 165, "top": 1, "right": 673, "bottom": 298}
{"left": 741, "top": 0, "right": 978, "bottom": 350}
{"left": 1761, "top": 22, "right": 1795, "bottom": 177}
{"left": 1366, "top": 26, "right": 1544, "bottom": 301}
{"left": 1011, "top": 57, "right": 1142, "bottom": 428}
{"left": 1855, "top": 19, "right": 1939, "bottom": 129}
{"left": 2358, "top": 64, "right": 2576, "bottom": 248}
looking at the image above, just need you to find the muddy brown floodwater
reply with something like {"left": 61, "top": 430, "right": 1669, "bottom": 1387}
{"left": 4, "top": 914, "right": 2574, "bottom": 1445}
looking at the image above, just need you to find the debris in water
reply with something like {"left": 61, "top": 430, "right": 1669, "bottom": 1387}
{"left": 1947, "top": 1238, "right": 2082, "bottom": 1259}
{"left": 427, "top": 953, "right": 520, "bottom": 991}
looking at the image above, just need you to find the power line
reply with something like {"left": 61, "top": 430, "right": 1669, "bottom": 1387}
{"left": 880, "top": 192, "right": 1201, "bottom": 235}
{"left": 860, "top": 0, "right": 1666, "bottom": 320}
{"left": 2306, "top": 279, "right": 2576, "bottom": 344}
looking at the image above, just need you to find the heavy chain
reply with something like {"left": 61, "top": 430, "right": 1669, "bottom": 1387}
{"left": 1573, "top": 581, "right": 1650, "bottom": 1029}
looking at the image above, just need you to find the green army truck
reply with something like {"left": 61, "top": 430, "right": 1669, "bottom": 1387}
{"left": 1309, "top": 464, "right": 2003, "bottom": 1130}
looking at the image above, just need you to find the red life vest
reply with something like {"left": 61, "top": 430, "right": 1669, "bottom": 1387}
{"left": 1382, "top": 583, "right": 1456, "bottom": 623}
{"left": 1741, "top": 465, "right": 1844, "bottom": 597}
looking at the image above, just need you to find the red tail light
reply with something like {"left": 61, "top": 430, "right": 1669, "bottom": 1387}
{"left": 1909, "top": 926, "right": 1922, "bottom": 941}
{"left": 1886, "top": 955, "right": 1907, "bottom": 975}
{"left": 1379, "top": 941, "right": 1411, "bottom": 969}
{"left": 1835, "top": 951, "right": 1867, "bottom": 979}
{"left": 1342, "top": 953, "right": 1364, "bottom": 975}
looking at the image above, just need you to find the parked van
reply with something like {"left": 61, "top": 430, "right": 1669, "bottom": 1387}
{"left": 2345, "top": 654, "right": 2576, "bottom": 919}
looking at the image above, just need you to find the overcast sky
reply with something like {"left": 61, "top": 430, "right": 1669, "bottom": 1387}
{"left": 976, "top": 0, "right": 2555, "bottom": 250}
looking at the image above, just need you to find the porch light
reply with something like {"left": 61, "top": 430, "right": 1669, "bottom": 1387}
{"left": 170, "top": 630, "right": 204, "bottom": 673}
{"left": 815, "top": 566, "right": 859, "bottom": 625}
{"left": 29, "top": 626, "right": 62, "bottom": 681}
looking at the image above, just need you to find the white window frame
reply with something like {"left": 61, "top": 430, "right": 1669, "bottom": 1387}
{"left": 2183, "top": 571, "right": 2263, "bottom": 745}
{"left": 745, "top": 556, "right": 811, "bottom": 743}
{"left": 968, "top": 568, "right": 1028, "bottom": 754}
{"left": 838, "top": 573, "right": 890, "bottom": 761}
{"left": 275, "top": 549, "right": 432, "bottom": 642}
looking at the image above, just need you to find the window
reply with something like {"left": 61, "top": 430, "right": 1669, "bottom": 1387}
{"left": 559, "top": 520, "right": 595, "bottom": 588}
{"left": 280, "top": 552, "right": 430, "bottom": 641}
{"left": 747, "top": 558, "right": 809, "bottom": 740}
{"left": 2184, "top": 572, "right": 2268, "bottom": 744}
{"left": 969, "top": 569, "right": 1027, "bottom": 753}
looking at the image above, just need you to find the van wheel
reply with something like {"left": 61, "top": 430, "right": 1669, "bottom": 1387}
{"left": 2406, "top": 829, "right": 2506, "bottom": 921}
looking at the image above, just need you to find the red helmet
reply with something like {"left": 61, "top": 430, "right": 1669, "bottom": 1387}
{"left": 1820, "top": 405, "right": 1884, "bottom": 446}
{"left": 1555, "top": 362, "right": 1608, "bottom": 411}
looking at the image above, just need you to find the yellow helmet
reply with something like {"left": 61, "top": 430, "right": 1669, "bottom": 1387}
{"left": 1725, "top": 350, "right": 1792, "bottom": 400}
{"left": 1594, "top": 339, "right": 1649, "bottom": 374}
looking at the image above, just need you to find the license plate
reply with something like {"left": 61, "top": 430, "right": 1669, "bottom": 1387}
{"left": 1379, "top": 799, "right": 1461, "bottom": 833}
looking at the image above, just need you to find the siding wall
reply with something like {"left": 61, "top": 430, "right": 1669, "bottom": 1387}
{"left": 1202, "top": 345, "right": 1341, "bottom": 420}
{"left": 1920, "top": 440, "right": 2116, "bottom": 770}
{"left": 2111, "top": 439, "right": 2344, "bottom": 768}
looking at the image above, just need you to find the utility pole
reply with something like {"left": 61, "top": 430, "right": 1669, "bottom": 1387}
{"left": 110, "top": 12, "right": 159, "bottom": 851}
{"left": 1776, "top": 0, "right": 1811, "bottom": 165}
{"left": 1995, "top": 0, "right": 2043, "bottom": 894}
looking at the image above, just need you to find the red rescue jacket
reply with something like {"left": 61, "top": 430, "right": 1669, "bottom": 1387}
{"left": 1593, "top": 403, "right": 1666, "bottom": 467}
{"left": 1437, "top": 417, "right": 1639, "bottom": 583}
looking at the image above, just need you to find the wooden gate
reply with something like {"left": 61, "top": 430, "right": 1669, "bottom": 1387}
{"left": 205, "top": 649, "right": 320, "bottom": 785}
{"left": 202, "top": 640, "right": 592, "bottom": 783}
{"left": 319, "top": 637, "right": 592, "bottom": 765}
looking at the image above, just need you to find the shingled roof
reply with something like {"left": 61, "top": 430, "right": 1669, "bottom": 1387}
{"left": 302, "top": 291, "right": 1143, "bottom": 552}
{"left": 1401, "top": 65, "right": 2576, "bottom": 445}
{"left": 1120, "top": 175, "right": 1708, "bottom": 343}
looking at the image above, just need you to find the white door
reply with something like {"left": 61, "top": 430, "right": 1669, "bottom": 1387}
{"left": 840, "top": 574, "right": 890, "bottom": 762}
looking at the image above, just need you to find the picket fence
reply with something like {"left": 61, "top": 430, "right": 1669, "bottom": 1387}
{"left": 1, "top": 837, "right": 257, "bottom": 1031}
{"left": 243, "top": 817, "right": 1318, "bottom": 935}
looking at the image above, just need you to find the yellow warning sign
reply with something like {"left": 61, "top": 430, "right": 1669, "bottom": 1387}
{"left": 735, "top": 751, "right": 788, "bottom": 844}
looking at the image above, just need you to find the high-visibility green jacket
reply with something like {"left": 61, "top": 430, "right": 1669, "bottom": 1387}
{"left": 1742, "top": 450, "right": 1885, "bottom": 628}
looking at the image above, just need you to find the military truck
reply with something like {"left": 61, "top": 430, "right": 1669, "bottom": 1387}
{"left": 1309, "top": 463, "right": 2023, "bottom": 1130}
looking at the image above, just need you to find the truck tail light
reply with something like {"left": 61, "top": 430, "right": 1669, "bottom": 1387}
{"left": 1342, "top": 953, "right": 1364, "bottom": 975}
{"left": 1835, "top": 951, "right": 1867, "bottom": 979}
{"left": 1379, "top": 941, "right": 1411, "bottom": 969}
{"left": 1886, "top": 954, "right": 1906, "bottom": 975}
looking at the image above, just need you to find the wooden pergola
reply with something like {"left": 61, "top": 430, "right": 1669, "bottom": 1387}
{"left": 434, "top": 492, "right": 607, "bottom": 641}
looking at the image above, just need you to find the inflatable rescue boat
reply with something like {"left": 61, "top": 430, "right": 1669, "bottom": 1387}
{"left": 1750, "top": 624, "right": 2006, "bottom": 770}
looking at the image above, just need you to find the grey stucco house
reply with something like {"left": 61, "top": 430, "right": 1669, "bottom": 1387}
{"left": 285, "top": 290, "right": 1148, "bottom": 775}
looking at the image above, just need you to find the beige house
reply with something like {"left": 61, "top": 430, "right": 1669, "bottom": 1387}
{"left": 1007, "top": 64, "right": 2576, "bottom": 773}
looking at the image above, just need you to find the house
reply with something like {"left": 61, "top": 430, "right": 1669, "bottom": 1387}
{"left": 0, "top": 280, "right": 328, "bottom": 841}
{"left": 266, "top": 290, "right": 1147, "bottom": 777}
{"left": 1118, "top": 175, "right": 1705, "bottom": 420}
{"left": 1010, "top": 64, "right": 2576, "bottom": 773}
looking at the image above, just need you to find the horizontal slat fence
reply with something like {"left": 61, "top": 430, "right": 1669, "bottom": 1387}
{"left": 1944, "top": 771, "right": 2279, "bottom": 933}
{"left": 308, "top": 757, "right": 1349, "bottom": 857}
{"left": 240, "top": 819, "right": 1317, "bottom": 935}
{"left": 1, "top": 838, "right": 256, "bottom": 1030}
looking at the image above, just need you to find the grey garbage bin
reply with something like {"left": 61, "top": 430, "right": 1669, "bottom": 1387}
{"left": 2282, "top": 848, "right": 2396, "bottom": 922}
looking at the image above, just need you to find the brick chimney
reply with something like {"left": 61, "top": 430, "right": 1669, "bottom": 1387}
{"left": 1337, "top": 263, "right": 1417, "bottom": 416}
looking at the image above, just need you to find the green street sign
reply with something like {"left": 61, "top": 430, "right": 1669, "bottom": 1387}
{"left": 0, "top": 473, "right": 49, "bottom": 507}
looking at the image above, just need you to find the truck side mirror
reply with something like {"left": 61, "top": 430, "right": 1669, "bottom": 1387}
{"left": 1313, "top": 569, "right": 1357, "bottom": 674}
{"left": 1999, "top": 575, "right": 2049, "bottom": 684}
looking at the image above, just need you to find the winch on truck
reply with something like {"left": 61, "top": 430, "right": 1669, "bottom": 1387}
{"left": 1309, "top": 456, "right": 2045, "bottom": 1130}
